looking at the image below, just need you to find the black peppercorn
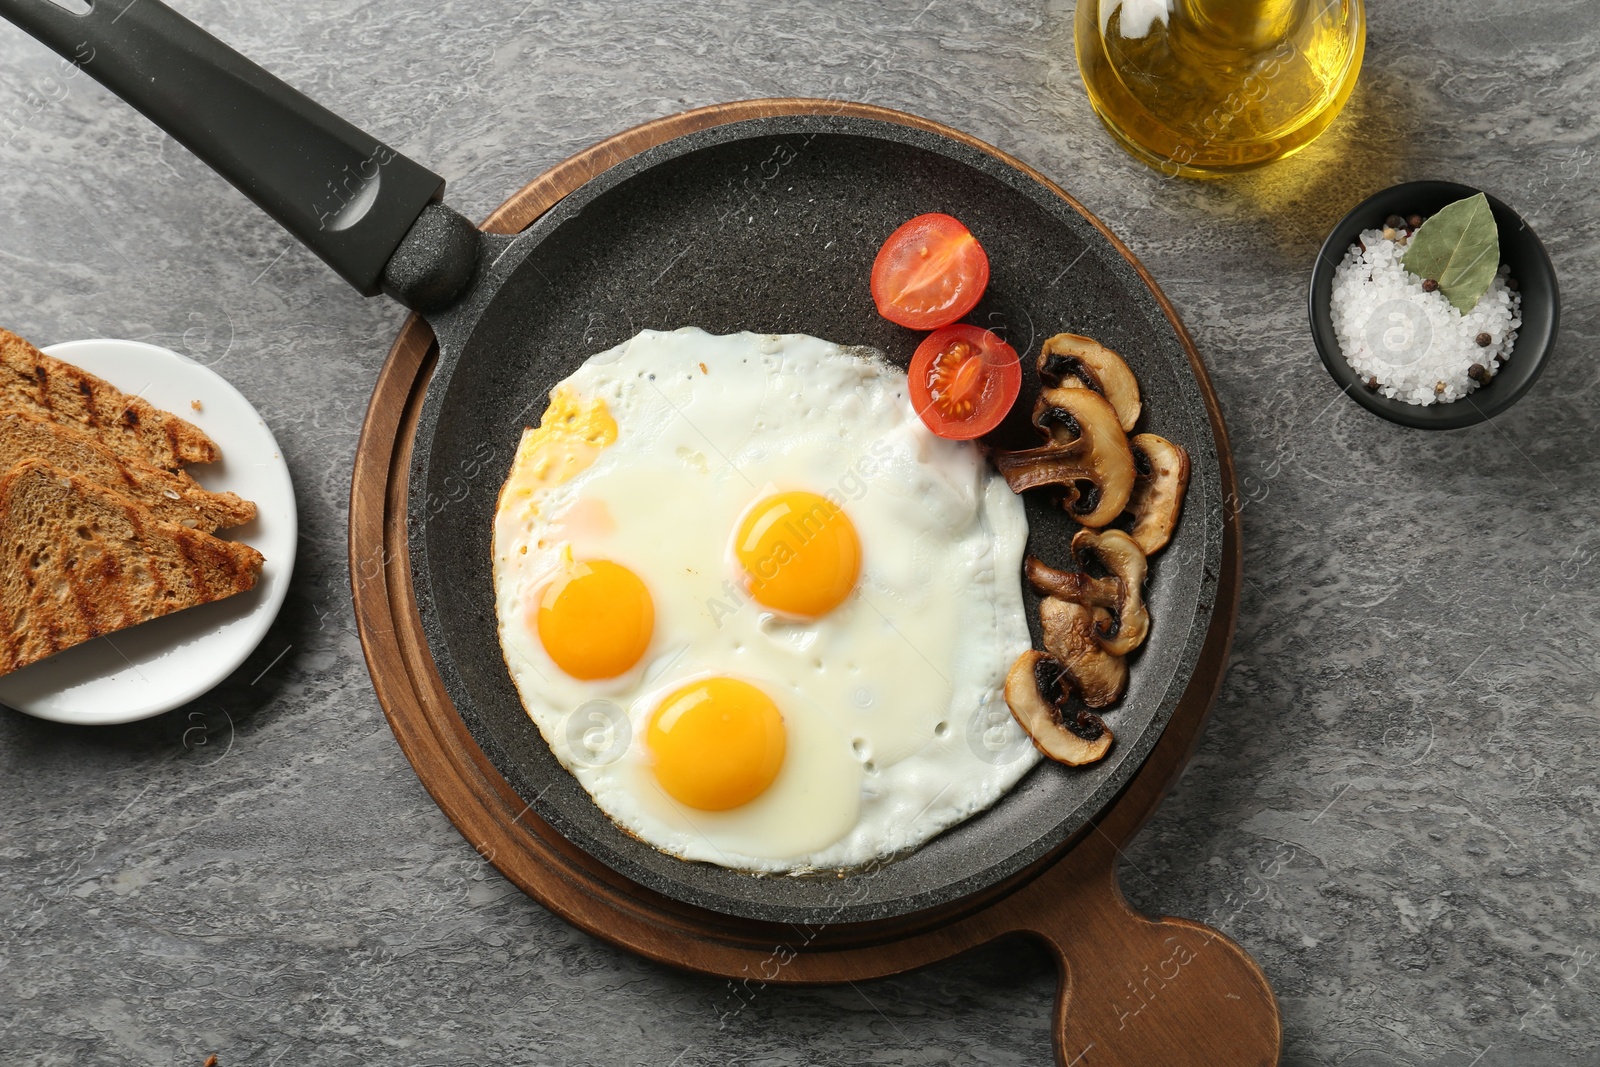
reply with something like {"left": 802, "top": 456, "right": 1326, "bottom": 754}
{"left": 1422, "top": 279, "right": 1439, "bottom": 293}
{"left": 1506, "top": 277, "right": 1519, "bottom": 291}
{"left": 1468, "top": 364, "right": 1489, "bottom": 383}
{"left": 1364, "top": 376, "right": 1379, "bottom": 391}
{"left": 1407, "top": 214, "right": 1423, "bottom": 229}
{"left": 1476, "top": 332, "right": 1493, "bottom": 347}
{"left": 1384, "top": 214, "right": 1406, "bottom": 229}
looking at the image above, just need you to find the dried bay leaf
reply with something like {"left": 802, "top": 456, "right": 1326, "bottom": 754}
{"left": 1402, "top": 192, "right": 1500, "bottom": 312}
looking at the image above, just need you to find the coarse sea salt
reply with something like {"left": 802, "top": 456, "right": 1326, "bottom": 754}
{"left": 1331, "top": 227, "right": 1521, "bottom": 406}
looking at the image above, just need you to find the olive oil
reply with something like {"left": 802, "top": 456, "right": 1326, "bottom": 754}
{"left": 1075, "top": 0, "right": 1365, "bottom": 177}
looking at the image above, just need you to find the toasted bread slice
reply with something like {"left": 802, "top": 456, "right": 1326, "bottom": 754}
{"left": 0, "top": 408, "right": 254, "bottom": 533}
{"left": 0, "top": 460, "right": 263, "bottom": 676}
{"left": 0, "top": 328, "right": 220, "bottom": 471}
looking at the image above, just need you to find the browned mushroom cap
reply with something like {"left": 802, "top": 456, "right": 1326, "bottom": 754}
{"left": 1039, "top": 596, "right": 1128, "bottom": 707}
{"left": 991, "top": 387, "right": 1135, "bottom": 527}
{"left": 1004, "top": 649, "right": 1114, "bottom": 766}
{"left": 1126, "top": 433, "right": 1190, "bottom": 556}
{"left": 1026, "top": 529, "right": 1150, "bottom": 657}
{"left": 1038, "top": 333, "right": 1141, "bottom": 433}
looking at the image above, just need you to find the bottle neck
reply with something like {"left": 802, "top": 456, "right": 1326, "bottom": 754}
{"left": 1177, "top": 0, "right": 1305, "bottom": 49}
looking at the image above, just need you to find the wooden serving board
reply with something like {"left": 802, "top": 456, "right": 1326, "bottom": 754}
{"left": 349, "top": 99, "right": 1275, "bottom": 1066}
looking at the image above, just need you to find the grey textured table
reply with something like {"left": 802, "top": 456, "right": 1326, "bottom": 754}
{"left": 2, "top": 1, "right": 1596, "bottom": 1064}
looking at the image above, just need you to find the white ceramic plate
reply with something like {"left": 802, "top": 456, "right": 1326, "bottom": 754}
{"left": 0, "top": 339, "right": 296, "bottom": 725}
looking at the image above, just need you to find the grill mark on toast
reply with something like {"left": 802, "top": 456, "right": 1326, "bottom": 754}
{"left": 121, "top": 506, "right": 169, "bottom": 605}
{"left": 210, "top": 536, "right": 246, "bottom": 588}
{"left": 65, "top": 553, "right": 105, "bottom": 639}
{"left": 77, "top": 377, "right": 97, "bottom": 425}
{"left": 170, "top": 527, "right": 208, "bottom": 599}
{"left": 93, "top": 547, "right": 136, "bottom": 630}
{"left": 90, "top": 536, "right": 137, "bottom": 624}
{"left": 41, "top": 616, "right": 64, "bottom": 659}
{"left": 97, "top": 547, "right": 124, "bottom": 583}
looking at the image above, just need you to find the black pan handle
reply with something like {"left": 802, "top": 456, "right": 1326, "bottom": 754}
{"left": 0, "top": 0, "right": 478, "bottom": 311}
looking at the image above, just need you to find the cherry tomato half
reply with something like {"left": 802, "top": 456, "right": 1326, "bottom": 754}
{"left": 870, "top": 213, "right": 991, "bottom": 330}
{"left": 908, "top": 325, "right": 1021, "bottom": 440}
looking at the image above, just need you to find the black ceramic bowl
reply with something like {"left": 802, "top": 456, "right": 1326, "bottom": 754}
{"left": 1309, "top": 180, "right": 1559, "bottom": 430}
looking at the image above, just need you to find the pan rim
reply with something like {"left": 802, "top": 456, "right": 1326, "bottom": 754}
{"left": 403, "top": 109, "right": 1224, "bottom": 924}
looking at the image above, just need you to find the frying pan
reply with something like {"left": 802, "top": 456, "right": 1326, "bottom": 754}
{"left": 0, "top": 1, "right": 1223, "bottom": 923}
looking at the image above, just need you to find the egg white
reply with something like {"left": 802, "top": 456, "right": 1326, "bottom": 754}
{"left": 492, "top": 328, "right": 1035, "bottom": 872}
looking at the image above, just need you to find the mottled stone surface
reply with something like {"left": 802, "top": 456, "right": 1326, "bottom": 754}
{"left": 1, "top": 1, "right": 1596, "bottom": 1064}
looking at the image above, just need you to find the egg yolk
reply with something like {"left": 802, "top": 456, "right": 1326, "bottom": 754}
{"left": 734, "top": 491, "right": 861, "bottom": 618}
{"left": 648, "top": 678, "right": 786, "bottom": 811}
{"left": 501, "top": 388, "right": 617, "bottom": 522}
{"left": 535, "top": 560, "right": 654, "bottom": 680}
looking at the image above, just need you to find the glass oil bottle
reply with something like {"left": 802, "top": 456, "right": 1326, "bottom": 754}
{"left": 1075, "top": 0, "right": 1365, "bottom": 177}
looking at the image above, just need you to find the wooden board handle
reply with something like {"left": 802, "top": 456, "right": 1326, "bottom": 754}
{"left": 1020, "top": 833, "right": 1280, "bottom": 1066}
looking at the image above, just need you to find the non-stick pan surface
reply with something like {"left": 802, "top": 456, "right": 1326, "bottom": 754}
{"left": 409, "top": 113, "right": 1224, "bottom": 924}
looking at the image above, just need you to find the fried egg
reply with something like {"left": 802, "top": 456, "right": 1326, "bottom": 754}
{"left": 492, "top": 328, "right": 1033, "bottom": 872}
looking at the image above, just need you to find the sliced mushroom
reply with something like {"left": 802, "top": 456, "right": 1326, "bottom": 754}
{"left": 991, "top": 387, "right": 1135, "bottom": 527}
{"left": 1126, "top": 433, "right": 1190, "bottom": 556}
{"left": 1004, "top": 649, "right": 1114, "bottom": 766}
{"left": 1026, "top": 528, "right": 1150, "bottom": 657}
{"left": 1079, "top": 529, "right": 1152, "bottom": 654}
{"left": 1038, "top": 333, "right": 1142, "bottom": 433}
{"left": 1039, "top": 596, "right": 1128, "bottom": 707}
